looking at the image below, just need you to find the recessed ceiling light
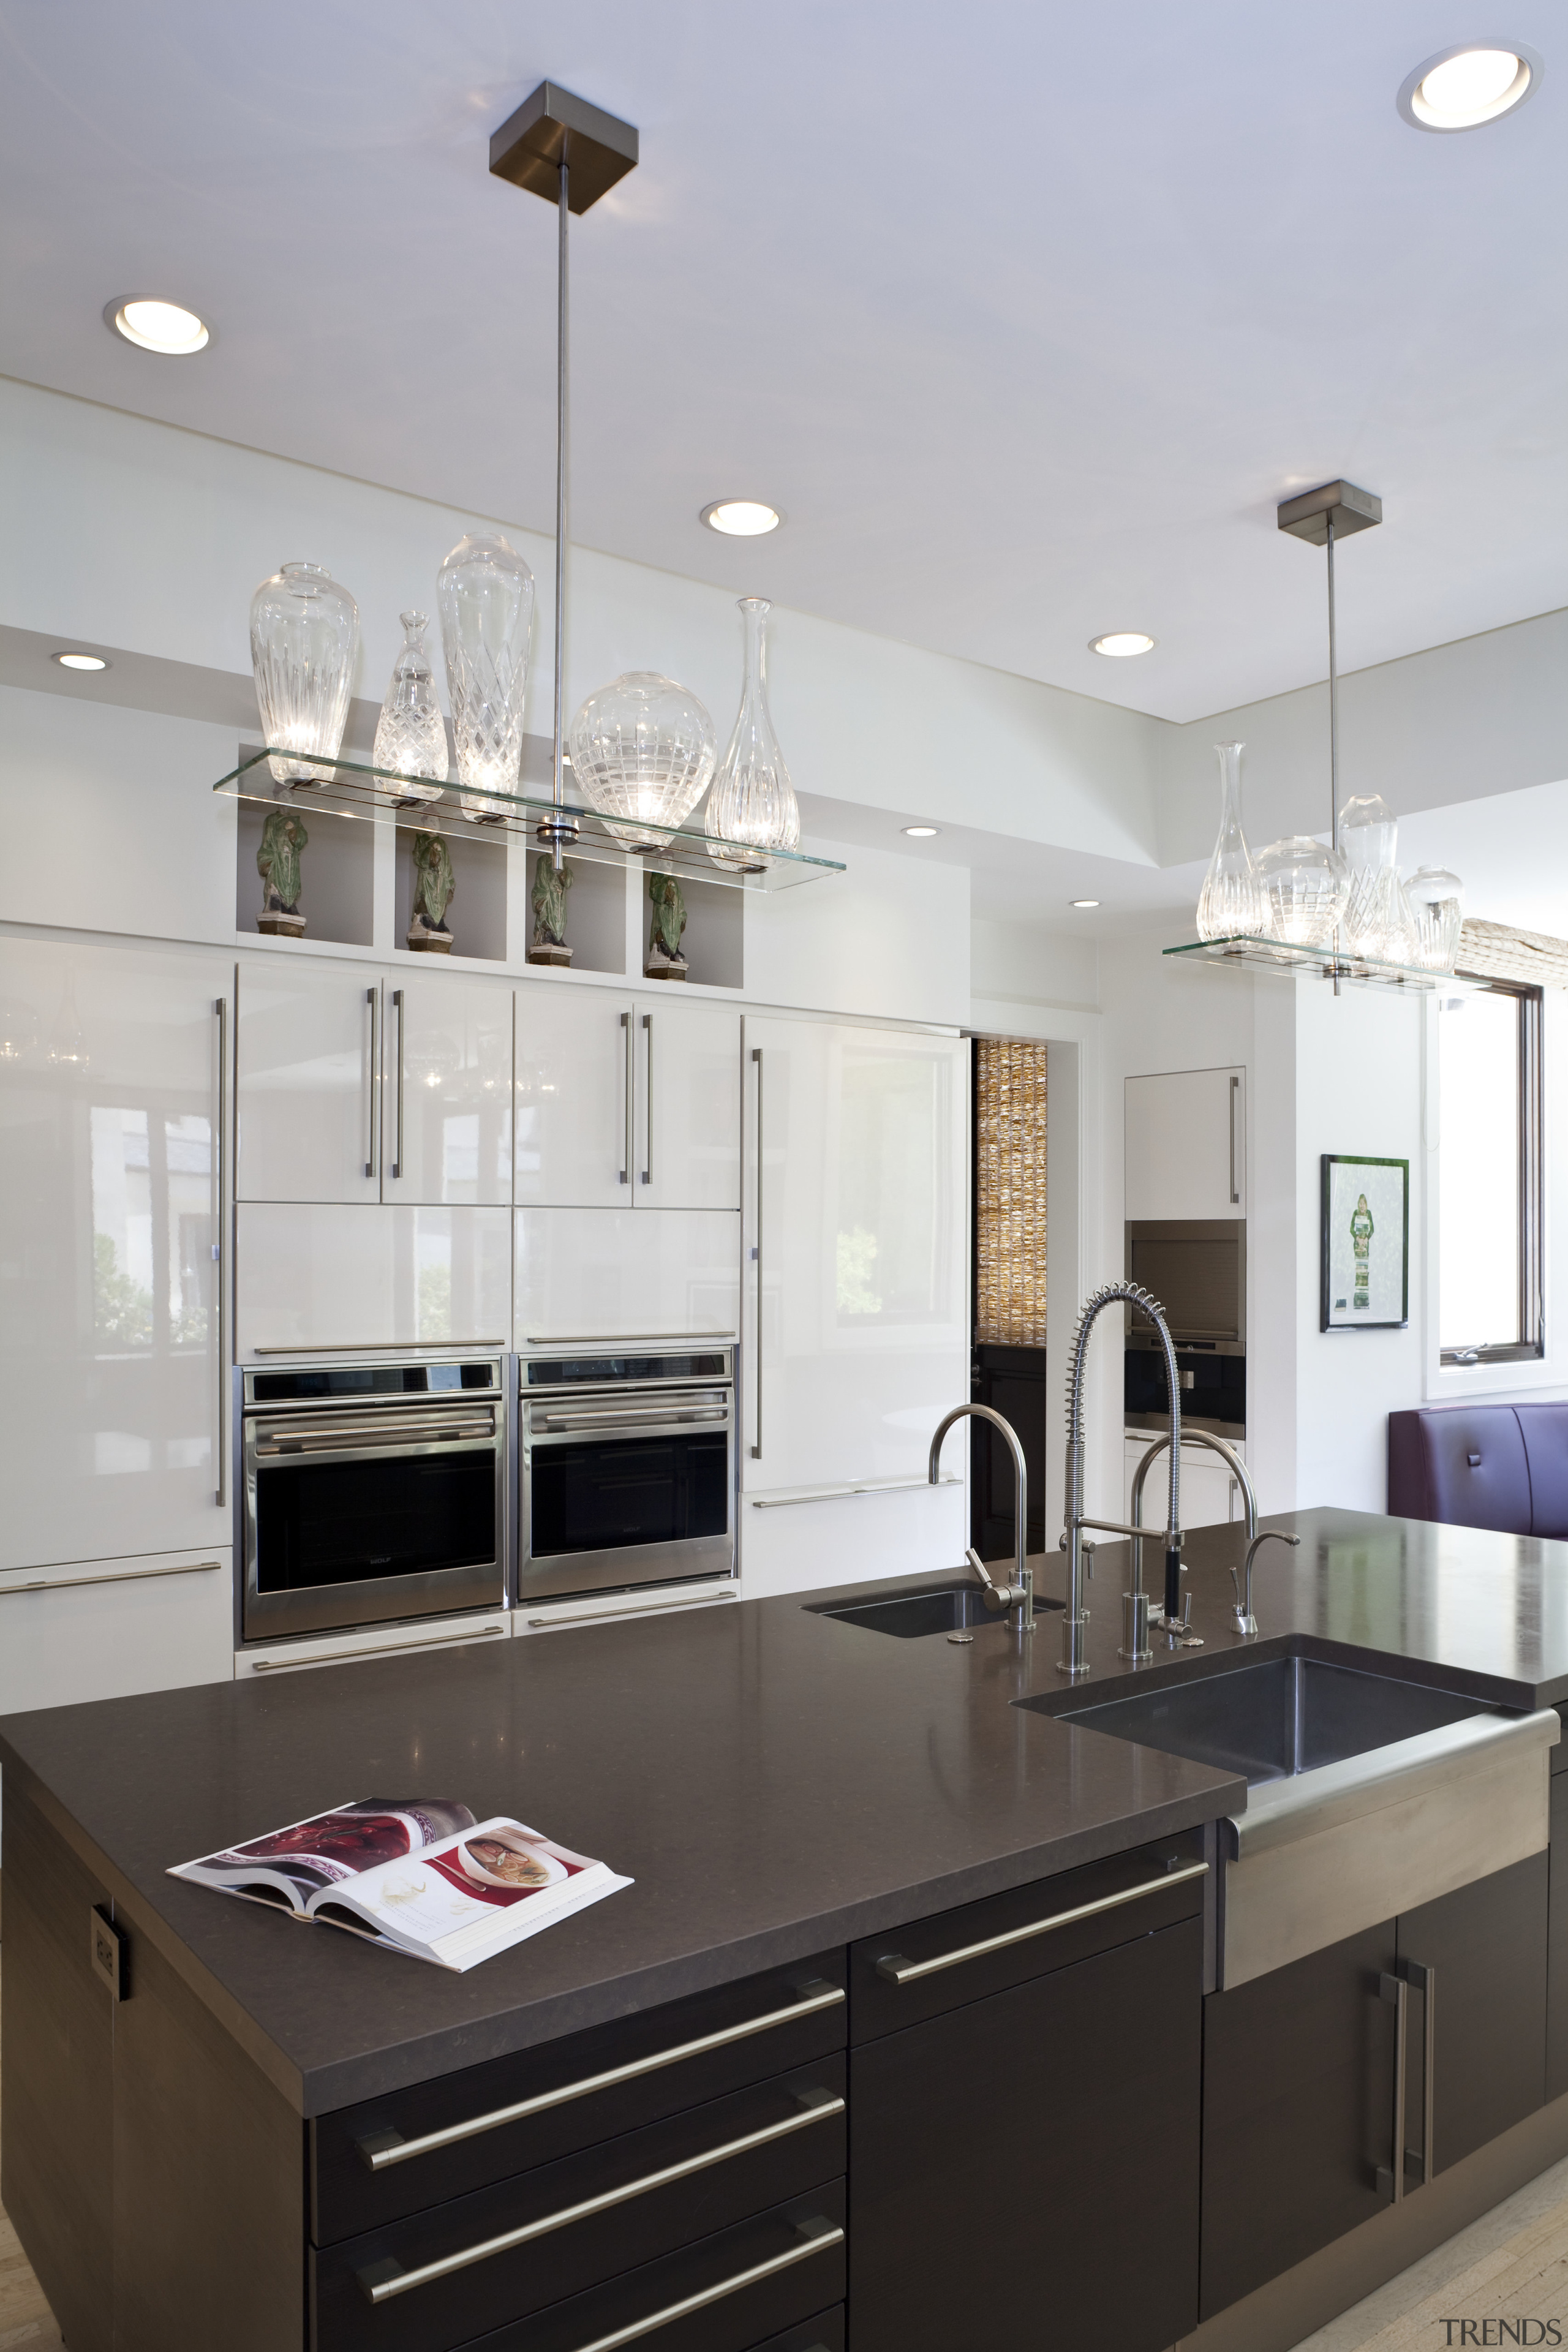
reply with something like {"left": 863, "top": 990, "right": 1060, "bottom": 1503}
{"left": 1089, "top": 632, "right": 1156, "bottom": 657}
{"left": 1398, "top": 43, "right": 1542, "bottom": 130}
{"left": 1070, "top": 898, "right": 1100, "bottom": 909}
{"left": 53, "top": 650, "right": 110, "bottom": 672}
{"left": 701, "top": 500, "right": 781, "bottom": 537}
{"left": 104, "top": 296, "right": 211, "bottom": 355}
{"left": 903, "top": 824, "right": 940, "bottom": 838}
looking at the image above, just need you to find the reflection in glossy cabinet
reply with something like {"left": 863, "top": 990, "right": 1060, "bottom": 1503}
{"left": 638, "top": 998, "right": 741, "bottom": 1210}
{"left": 516, "top": 987, "right": 635, "bottom": 1208}
{"left": 235, "top": 1204, "right": 512, "bottom": 1357}
{"left": 0, "top": 937, "right": 230, "bottom": 1570}
{"left": 236, "top": 959, "right": 380, "bottom": 1204}
{"left": 742, "top": 1017, "right": 967, "bottom": 1494}
{"left": 381, "top": 977, "right": 512, "bottom": 1207}
{"left": 0, "top": 1548, "right": 233, "bottom": 1714}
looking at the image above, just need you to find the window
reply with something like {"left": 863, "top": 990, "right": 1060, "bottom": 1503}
{"left": 1438, "top": 979, "right": 1542, "bottom": 1363}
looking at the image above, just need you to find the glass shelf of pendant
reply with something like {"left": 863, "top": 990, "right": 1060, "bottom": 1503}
{"left": 1166, "top": 748, "right": 1471, "bottom": 992}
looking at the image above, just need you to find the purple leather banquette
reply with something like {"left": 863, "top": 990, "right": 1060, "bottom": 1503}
{"left": 1388, "top": 1403, "right": 1568, "bottom": 1539}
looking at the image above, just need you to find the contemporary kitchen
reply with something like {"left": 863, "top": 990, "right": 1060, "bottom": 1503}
{"left": 2, "top": 14, "right": 1566, "bottom": 2352}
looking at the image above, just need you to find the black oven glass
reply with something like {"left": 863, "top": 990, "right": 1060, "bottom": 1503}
{"left": 1124, "top": 1347, "right": 1246, "bottom": 1427}
{"left": 255, "top": 1454, "right": 496, "bottom": 1593}
{"left": 532, "top": 1432, "right": 728, "bottom": 1557}
{"left": 526, "top": 1354, "right": 727, "bottom": 1387}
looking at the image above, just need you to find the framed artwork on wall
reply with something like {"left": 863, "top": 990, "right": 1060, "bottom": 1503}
{"left": 1321, "top": 1155, "right": 1409, "bottom": 1332}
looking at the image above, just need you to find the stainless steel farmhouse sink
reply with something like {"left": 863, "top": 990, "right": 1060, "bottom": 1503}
{"left": 1026, "top": 1651, "right": 1561, "bottom": 1988}
{"left": 809, "top": 1581, "right": 1064, "bottom": 1638}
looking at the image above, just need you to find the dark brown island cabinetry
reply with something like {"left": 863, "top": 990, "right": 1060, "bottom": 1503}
{"left": 846, "top": 1831, "right": 1208, "bottom": 2352}
{"left": 1200, "top": 1855, "right": 1549, "bottom": 2321}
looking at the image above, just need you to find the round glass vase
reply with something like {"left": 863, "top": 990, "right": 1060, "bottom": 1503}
{"left": 249, "top": 562, "right": 359, "bottom": 787}
{"left": 1256, "top": 835, "right": 1349, "bottom": 951}
{"left": 706, "top": 598, "right": 801, "bottom": 871}
{"left": 372, "top": 611, "right": 448, "bottom": 804}
{"left": 437, "top": 533, "right": 534, "bottom": 823}
{"left": 1406, "top": 866, "right": 1464, "bottom": 972}
{"left": 1196, "top": 741, "right": 1263, "bottom": 944}
{"left": 568, "top": 672, "right": 717, "bottom": 852}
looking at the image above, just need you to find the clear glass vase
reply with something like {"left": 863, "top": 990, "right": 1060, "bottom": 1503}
{"left": 1256, "top": 835, "right": 1349, "bottom": 948}
{"left": 372, "top": 611, "right": 448, "bottom": 803}
{"left": 437, "top": 533, "right": 534, "bottom": 822}
{"left": 249, "top": 562, "right": 358, "bottom": 787}
{"left": 569, "top": 671, "right": 716, "bottom": 851}
{"left": 1340, "top": 794, "right": 1417, "bottom": 963}
{"left": 1406, "top": 866, "right": 1464, "bottom": 971}
{"left": 1196, "top": 741, "right": 1263, "bottom": 941}
{"left": 706, "top": 598, "right": 801, "bottom": 871}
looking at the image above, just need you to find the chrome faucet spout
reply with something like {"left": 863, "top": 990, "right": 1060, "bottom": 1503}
{"left": 1231, "top": 1528, "right": 1302, "bottom": 1635}
{"left": 929, "top": 1404, "right": 1033, "bottom": 1632}
{"left": 1061, "top": 1284, "right": 1183, "bottom": 1676}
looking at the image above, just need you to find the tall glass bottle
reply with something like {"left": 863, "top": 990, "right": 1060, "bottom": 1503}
{"left": 1196, "top": 741, "right": 1263, "bottom": 941}
{"left": 706, "top": 598, "right": 800, "bottom": 871}
{"left": 437, "top": 533, "right": 534, "bottom": 822}
{"left": 249, "top": 562, "right": 358, "bottom": 786}
{"left": 1340, "top": 793, "right": 1417, "bottom": 962}
{"left": 372, "top": 611, "right": 448, "bottom": 803}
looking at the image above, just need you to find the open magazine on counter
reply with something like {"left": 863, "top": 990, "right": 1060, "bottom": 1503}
{"left": 168, "top": 1799, "right": 631, "bottom": 1973}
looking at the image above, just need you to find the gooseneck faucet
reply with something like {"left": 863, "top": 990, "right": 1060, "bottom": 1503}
{"left": 1129, "top": 1430, "right": 1300, "bottom": 1637}
{"left": 1060, "top": 1284, "right": 1183, "bottom": 1678}
{"left": 928, "top": 1404, "right": 1034, "bottom": 1632}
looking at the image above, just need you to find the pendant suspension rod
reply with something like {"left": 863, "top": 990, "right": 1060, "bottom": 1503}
{"left": 1327, "top": 508, "right": 1341, "bottom": 997}
{"left": 551, "top": 138, "right": 571, "bottom": 869}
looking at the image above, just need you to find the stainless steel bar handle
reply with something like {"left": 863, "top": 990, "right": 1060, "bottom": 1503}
{"left": 1402, "top": 1958, "right": 1436, "bottom": 2187}
{"left": 365, "top": 987, "right": 380, "bottom": 1180}
{"left": 1229, "top": 1072, "right": 1240, "bottom": 1205}
{"left": 751, "top": 1046, "right": 763, "bottom": 1460}
{"left": 538, "top": 1409, "right": 729, "bottom": 1434}
{"left": 355, "top": 1980, "right": 844, "bottom": 2169}
{"left": 249, "top": 1624, "right": 505, "bottom": 1673}
{"left": 641, "top": 1012, "right": 652, "bottom": 1186}
{"left": 390, "top": 989, "right": 405, "bottom": 1180}
{"left": 252, "top": 1340, "right": 507, "bottom": 1355}
{"left": 1379, "top": 1971, "right": 1409, "bottom": 2204}
{"left": 524, "top": 1332, "right": 737, "bottom": 1346}
{"left": 0, "top": 1560, "right": 223, "bottom": 1598}
{"left": 524, "top": 1589, "right": 740, "bottom": 1631}
{"left": 356, "top": 2089, "right": 845, "bottom": 2302}
{"left": 751, "top": 1475, "right": 963, "bottom": 1509}
{"left": 542, "top": 2223, "right": 841, "bottom": 2352}
{"left": 253, "top": 1421, "right": 495, "bottom": 1455}
{"left": 214, "top": 995, "right": 228, "bottom": 1507}
{"left": 875, "top": 1861, "right": 1208, "bottom": 1985}
{"left": 620, "top": 1010, "right": 633, "bottom": 1183}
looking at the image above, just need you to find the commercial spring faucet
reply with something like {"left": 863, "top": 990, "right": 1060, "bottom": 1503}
{"left": 928, "top": 1403, "right": 1034, "bottom": 1632}
{"left": 1060, "top": 1283, "right": 1184, "bottom": 1677}
{"left": 1129, "top": 1430, "right": 1300, "bottom": 1640}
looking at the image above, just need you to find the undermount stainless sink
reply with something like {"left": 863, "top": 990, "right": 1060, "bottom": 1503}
{"left": 810, "top": 1583, "right": 1063, "bottom": 1638}
{"left": 1045, "top": 1654, "right": 1491, "bottom": 1786}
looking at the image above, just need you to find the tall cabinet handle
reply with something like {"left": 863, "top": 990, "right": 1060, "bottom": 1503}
{"left": 1229, "top": 1072, "right": 1240, "bottom": 1205}
{"left": 1402, "top": 1958, "right": 1436, "bottom": 2187}
{"left": 751, "top": 1045, "right": 763, "bottom": 1460}
{"left": 390, "top": 989, "right": 405, "bottom": 1181}
{"left": 365, "top": 988, "right": 380, "bottom": 1180}
{"left": 213, "top": 996, "right": 228, "bottom": 1507}
{"left": 1378, "top": 1972, "right": 1409, "bottom": 2203}
{"left": 619, "top": 1011, "right": 632, "bottom": 1184}
{"left": 641, "top": 1013, "right": 653, "bottom": 1186}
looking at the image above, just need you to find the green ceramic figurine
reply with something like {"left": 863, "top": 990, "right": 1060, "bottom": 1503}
{"left": 257, "top": 809, "right": 307, "bottom": 937}
{"left": 407, "top": 830, "right": 455, "bottom": 954}
{"left": 529, "top": 854, "right": 573, "bottom": 967}
{"left": 646, "top": 870, "right": 688, "bottom": 981}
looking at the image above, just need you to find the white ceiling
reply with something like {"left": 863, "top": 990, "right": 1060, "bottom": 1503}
{"left": 1, "top": 1, "right": 1564, "bottom": 725}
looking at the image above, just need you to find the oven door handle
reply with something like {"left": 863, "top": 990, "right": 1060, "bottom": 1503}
{"left": 536, "top": 1408, "right": 731, "bottom": 1434}
{"left": 252, "top": 1417, "right": 496, "bottom": 1454}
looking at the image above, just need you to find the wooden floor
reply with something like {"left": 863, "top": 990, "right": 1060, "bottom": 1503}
{"left": 3, "top": 1931, "right": 1568, "bottom": 2352}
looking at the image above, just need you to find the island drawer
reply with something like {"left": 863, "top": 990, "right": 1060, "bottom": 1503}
{"left": 848, "top": 1828, "right": 1207, "bottom": 2040}
{"left": 312, "top": 1950, "right": 846, "bottom": 2244}
{"left": 311, "top": 2058, "right": 847, "bottom": 2352}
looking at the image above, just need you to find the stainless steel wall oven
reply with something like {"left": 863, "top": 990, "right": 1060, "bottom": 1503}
{"left": 241, "top": 1354, "right": 507, "bottom": 1642}
{"left": 519, "top": 1344, "right": 735, "bottom": 1604}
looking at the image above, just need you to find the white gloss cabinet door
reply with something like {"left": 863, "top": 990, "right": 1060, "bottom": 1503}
{"left": 636, "top": 999, "right": 741, "bottom": 1209}
{"left": 236, "top": 960, "right": 380, "bottom": 1203}
{"left": 742, "top": 1017, "right": 968, "bottom": 1497}
{"left": 515, "top": 1208, "right": 740, "bottom": 1346}
{"left": 0, "top": 1548, "right": 233, "bottom": 1713}
{"left": 235, "top": 1204, "right": 512, "bottom": 1357}
{"left": 515, "top": 986, "right": 636, "bottom": 1208}
{"left": 382, "top": 977, "right": 513, "bottom": 1207}
{"left": 0, "top": 937, "right": 230, "bottom": 1571}
{"left": 1125, "top": 1066, "right": 1245, "bottom": 1220}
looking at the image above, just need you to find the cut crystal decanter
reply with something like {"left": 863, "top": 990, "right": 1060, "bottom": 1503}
{"left": 1256, "top": 835, "right": 1349, "bottom": 948}
{"left": 437, "top": 533, "right": 534, "bottom": 822}
{"left": 1406, "top": 866, "right": 1464, "bottom": 972}
{"left": 1196, "top": 741, "right": 1263, "bottom": 942}
{"left": 372, "top": 611, "right": 448, "bottom": 802}
{"left": 249, "top": 562, "right": 358, "bottom": 787}
{"left": 1339, "top": 794, "right": 1417, "bottom": 963}
{"left": 569, "top": 672, "right": 717, "bottom": 851}
{"left": 706, "top": 598, "right": 801, "bottom": 870}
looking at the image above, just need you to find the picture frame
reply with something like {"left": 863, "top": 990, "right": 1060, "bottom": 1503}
{"left": 1321, "top": 1155, "right": 1409, "bottom": 1332}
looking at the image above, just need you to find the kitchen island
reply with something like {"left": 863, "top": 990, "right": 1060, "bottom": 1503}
{"left": 6, "top": 1505, "right": 1568, "bottom": 2352}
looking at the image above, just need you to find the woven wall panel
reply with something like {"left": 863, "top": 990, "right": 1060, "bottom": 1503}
{"left": 974, "top": 1039, "right": 1047, "bottom": 1346}
{"left": 1458, "top": 918, "right": 1568, "bottom": 990}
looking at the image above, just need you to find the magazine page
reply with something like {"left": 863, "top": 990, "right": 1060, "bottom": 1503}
{"left": 308, "top": 1817, "right": 633, "bottom": 1970}
{"left": 168, "top": 1799, "right": 477, "bottom": 1913}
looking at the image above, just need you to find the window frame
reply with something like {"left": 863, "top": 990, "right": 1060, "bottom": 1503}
{"left": 1438, "top": 976, "right": 1544, "bottom": 1367}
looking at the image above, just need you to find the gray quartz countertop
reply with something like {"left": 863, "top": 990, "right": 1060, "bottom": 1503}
{"left": 5, "top": 1504, "right": 1561, "bottom": 2119}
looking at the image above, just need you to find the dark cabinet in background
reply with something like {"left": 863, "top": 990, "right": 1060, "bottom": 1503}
{"left": 1398, "top": 1853, "right": 1547, "bottom": 2177}
{"left": 970, "top": 1344, "right": 1046, "bottom": 1561}
{"left": 1547, "top": 1745, "right": 1568, "bottom": 2101}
